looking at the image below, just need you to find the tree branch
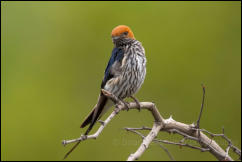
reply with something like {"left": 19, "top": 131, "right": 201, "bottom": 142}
{"left": 62, "top": 89, "right": 240, "bottom": 161}
{"left": 127, "top": 122, "right": 163, "bottom": 161}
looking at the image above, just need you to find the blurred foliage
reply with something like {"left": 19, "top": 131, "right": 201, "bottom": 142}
{"left": 1, "top": 1, "right": 241, "bottom": 161}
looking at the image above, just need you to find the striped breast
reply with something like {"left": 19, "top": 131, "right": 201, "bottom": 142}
{"left": 104, "top": 40, "right": 146, "bottom": 99}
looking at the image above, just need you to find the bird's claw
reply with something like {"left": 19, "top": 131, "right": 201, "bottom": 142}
{"left": 115, "top": 98, "right": 130, "bottom": 111}
{"left": 130, "top": 96, "right": 141, "bottom": 112}
{"left": 137, "top": 102, "right": 141, "bottom": 112}
{"left": 122, "top": 101, "right": 130, "bottom": 111}
{"left": 114, "top": 104, "right": 121, "bottom": 114}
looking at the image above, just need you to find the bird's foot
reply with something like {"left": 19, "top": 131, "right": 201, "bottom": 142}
{"left": 114, "top": 104, "right": 121, "bottom": 114}
{"left": 119, "top": 99, "right": 130, "bottom": 111}
{"left": 130, "top": 96, "right": 141, "bottom": 112}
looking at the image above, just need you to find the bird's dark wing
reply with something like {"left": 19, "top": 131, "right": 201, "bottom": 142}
{"left": 64, "top": 48, "right": 124, "bottom": 159}
{"left": 80, "top": 48, "right": 125, "bottom": 131}
{"left": 101, "top": 47, "right": 124, "bottom": 88}
{"left": 81, "top": 47, "right": 124, "bottom": 130}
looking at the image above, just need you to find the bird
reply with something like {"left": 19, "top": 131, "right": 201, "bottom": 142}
{"left": 64, "top": 25, "right": 146, "bottom": 159}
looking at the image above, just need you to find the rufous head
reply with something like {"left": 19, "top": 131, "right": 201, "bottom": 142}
{"left": 111, "top": 25, "right": 135, "bottom": 42}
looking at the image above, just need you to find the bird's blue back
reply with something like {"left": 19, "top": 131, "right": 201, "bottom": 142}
{"left": 101, "top": 47, "right": 124, "bottom": 88}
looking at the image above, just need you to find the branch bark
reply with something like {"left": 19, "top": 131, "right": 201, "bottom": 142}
{"left": 62, "top": 89, "right": 240, "bottom": 161}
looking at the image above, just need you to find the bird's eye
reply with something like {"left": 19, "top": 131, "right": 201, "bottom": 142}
{"left": 123, "top": 31, "right": 128, "bottom": 35}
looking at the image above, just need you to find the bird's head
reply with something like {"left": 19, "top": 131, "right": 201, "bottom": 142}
{"left": 111, "top": 25, "right": 135, "bottom": 45}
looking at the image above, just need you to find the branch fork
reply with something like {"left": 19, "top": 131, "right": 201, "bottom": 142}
{"left": 62, "top": 88, "right": 240, "bottom": 161}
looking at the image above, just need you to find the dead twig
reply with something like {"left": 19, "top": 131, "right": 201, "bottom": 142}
{"left": 62, "top": 89, "right": 240, "bottom": 161}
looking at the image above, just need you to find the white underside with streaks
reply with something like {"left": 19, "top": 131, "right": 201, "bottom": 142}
{"left": 104, "top": 40, "right": 146, "bottom": 99}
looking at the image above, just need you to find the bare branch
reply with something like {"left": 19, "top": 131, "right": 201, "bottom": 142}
{"left": 196, "top": 84, "right": 206, "bottom": 140}
{"left": 62, "top": 89, "right": 240, "bottom": 161}
{"left": 62, "top": 106, "right": 122, "bottom": 146}
{"left": 154, "top": 142, "right": 175, "bottom": 161}
{"left": 191, "top": 127, "right": 241, "bottom": 158}
{"left": 125, "top": 127, "right": 175, "bottom": 161}
{"left": 154, "top": 139, "right": 210, "bottom": 152}
{"left": 127, "top": 122, "right": 163, "bottom": 161}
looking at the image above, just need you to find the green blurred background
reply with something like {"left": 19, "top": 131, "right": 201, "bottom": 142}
{"left": 1, "top": 1, "right": 241, "bottom": 161}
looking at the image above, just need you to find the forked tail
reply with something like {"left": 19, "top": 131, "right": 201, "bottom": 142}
{"left": 63, "top": 93, "right": 108, "bottom": 159}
